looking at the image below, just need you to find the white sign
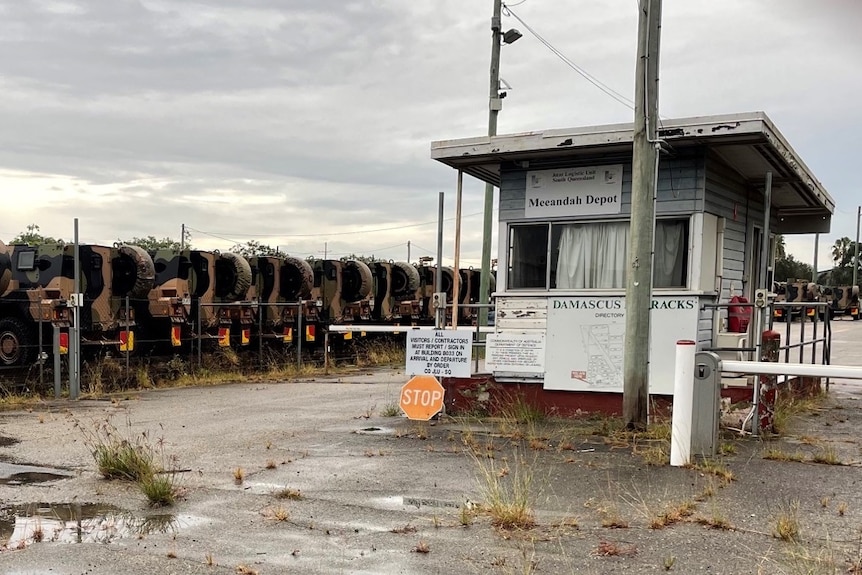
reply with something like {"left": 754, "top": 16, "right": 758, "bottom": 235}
{"left": 525, "top": 164, "right": 623, "bottom": 218}
{"left": 406, "top": 330, "right": 472, "bottom": 378}
{"left": 486, "top": 332, "right": 545, "bottom": 374}
{"left": 544, "top": 295, "right": 699, "bottom": 395}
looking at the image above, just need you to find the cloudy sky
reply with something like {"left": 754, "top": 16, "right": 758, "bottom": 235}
{"left": 1, "top": 0, "right": 859, "bottom": 270}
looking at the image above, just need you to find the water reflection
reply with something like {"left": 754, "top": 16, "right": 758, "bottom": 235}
{"left": 0, "top": 503, "right": 179, "bottom": 549}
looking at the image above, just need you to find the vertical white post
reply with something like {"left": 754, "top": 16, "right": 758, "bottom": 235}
{"left": 670, "top": 340, "right": 697, "bottom": 466}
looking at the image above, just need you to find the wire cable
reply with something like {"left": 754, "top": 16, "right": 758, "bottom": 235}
{"left": 502, "top": 3, "right": 636, "bottom": 111}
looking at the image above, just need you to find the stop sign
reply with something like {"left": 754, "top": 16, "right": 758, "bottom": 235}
{"left": 400, "top": 375, "right": 445, "bottom": 421}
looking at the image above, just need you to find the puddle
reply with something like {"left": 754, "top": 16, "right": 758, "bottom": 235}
{"left": 355, "top": 427, "right": 394, "bottom": 435}
{"left": 0, "top": 503, "right": 197, "bottom": 549}
{"left": 0, "top": 436, "right": 19, "bottom": 447}
{"left": 0, "top": 462, "right": 72, "bottom": 485}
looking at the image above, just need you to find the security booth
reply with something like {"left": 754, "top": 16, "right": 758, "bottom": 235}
{"left": 430, "top": 112, "right": 834, "bottom": 414}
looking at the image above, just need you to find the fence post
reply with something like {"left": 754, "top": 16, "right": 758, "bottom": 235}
{"left": 53, "top": 325, "right": 62, "bottom": 399}
{"left": 197, "top": 299, "right": 202, "bottom": 371}
{"left": 38, "top": 300, "right": 44, "bottom": 389}
{"left": 297, "top": 302, "right": 303, "bottom": 370}
{"left": 757, "top": 330, "right": 781, "bottom": 435}
{"left": 324, "top": 329, "right": 330, "bottom": 375}
{"left": 125, "top": 295, "right": 130, "bottom": 382}
{"left": 258, "top": 300, "right": 263, "bottom": 372}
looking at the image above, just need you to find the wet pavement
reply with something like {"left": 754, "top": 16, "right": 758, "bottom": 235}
{"left": 0, "top": 321, "right": 860, "bottom": 574}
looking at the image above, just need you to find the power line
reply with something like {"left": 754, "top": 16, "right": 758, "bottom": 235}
{"left": 187, "top": 212, "right": 483, "bottom": 241}
{"left": 503, "top": 4, "right": 636, "bottom": 111}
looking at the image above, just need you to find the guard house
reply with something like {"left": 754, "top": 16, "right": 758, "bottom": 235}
{"left": 430, "top": 112, "right": 834, "bottom": 413}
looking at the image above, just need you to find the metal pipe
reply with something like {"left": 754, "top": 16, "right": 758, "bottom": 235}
{"left": 38, "top": 299, "right": 43, "bottom": 388}
{"left": 452, "top": 170, "right": 463, "bottom": 329}
{"left": 435, "top": 191, "right": 444, "bottom": 329}
{"left": 258, "top": 300, "right": 263, "bottom": 372}
{"left": 326, "top": 324, "right": 494, "bottom": 333}
{"left": 53, "top": 326, "right": 61, "bottom": 399}
{"left": 197, "top": 299, "right": 202, "bottom": 370}
{"left": 125, "top": 295, "right": 130, "bottom": 381}
{"left": 70, "top": 218, "right": 80, "bottom": 400}
{"left": 751, "top": 172, "right": 772, "bottom": 433}
{"left": 854, "top": 206, "right": 861, "bottom": 288}
{"left": 722, "top": 360, "right": 862, "bottom": 379}
{"left": 297, "top": 302, "right": 303, "bottom": 369}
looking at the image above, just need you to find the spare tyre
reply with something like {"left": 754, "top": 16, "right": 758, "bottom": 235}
{"left": 280, "top": 256, "right": 314, "bottom": 300}
{"left": 0, "top": 240, "right": 10, "bottom": 295}
{"left": 391, "top": 261, "right": 420, "bottom": 296}
{"left": 215, "top": 252, "right": 252, "bottom": 301}
{"left": 112, "top": 245, "right": 156, "bottom": 298}
{"left": 342, "top": 260, "right": 372, "bottom": 302}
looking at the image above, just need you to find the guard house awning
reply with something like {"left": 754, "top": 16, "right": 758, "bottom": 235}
{"left": 430, "top": 111, "right": 834, "bottom": 234}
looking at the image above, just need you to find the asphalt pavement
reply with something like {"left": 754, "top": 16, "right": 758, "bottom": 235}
{"left": 0, "top": 320, "right": 860, "bottom": 574}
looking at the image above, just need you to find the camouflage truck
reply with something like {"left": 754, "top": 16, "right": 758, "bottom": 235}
{"left": 369, "top": 261, "right": 421, "bottom": 324}
{"left": 0, "top": 242, "right": 154, "bottom": 365}
{"left": 140, "top": 249, "right": 251, "bottom": 349}
{"left": 774, "top": 280, "right": 820, "bottom": 321}
{"left": 311, "top": 259, "right": 374, "bottom": 324}
{"left": 825, "top": 285, "right": 860, "bottom": 320}
{"left": 275, "top": 256, "right": 317, "bottom": 344}
{"left": 415, "top": 265, "right": 466, "bottom": 325}
{"left": 247, "top": 255, "right": 283, "bottom": 338}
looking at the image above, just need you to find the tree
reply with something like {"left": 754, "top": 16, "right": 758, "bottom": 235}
{"left": 774, "top": 254, "right": 812, "bottom": 285}
{"left": 824, "top": 237, "right": 861, "bottom": 285}
{"left": 119, "top": 235, "right": 186, "bottom": 251}
{"left": 774, "top": 234, "right": 786, "bottom": 261}
{"left": 11, "top": 224, "right": 60, "bottom": 245}
{"left": 230, "top": 240, "right": 280, "bottom": 258}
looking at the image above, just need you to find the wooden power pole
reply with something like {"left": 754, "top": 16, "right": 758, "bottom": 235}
{"left": 623, "top": 0, "right": 662, "bottom": 430}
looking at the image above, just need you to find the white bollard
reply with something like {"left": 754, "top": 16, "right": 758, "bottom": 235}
{"left": 670, "top": 340, "right": 697, "bottom": 467}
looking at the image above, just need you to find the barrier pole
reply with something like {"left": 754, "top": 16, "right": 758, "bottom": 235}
{"left": 258, "top": 301, "right": 263, "bottom": 372}
{"left": 297, "top": 303, "right": 303, "bottom": 370}
{"left": 38, "top": 300, "right": 44, "bottom": 388}
{"left": 53, "top": 326, "right": 61, "bottom": 399}
{"left": 670, "top": 340, "right": 697, "bottom": 466}
{"left": 756, "top": 330, "right": 781, "bottom": 435}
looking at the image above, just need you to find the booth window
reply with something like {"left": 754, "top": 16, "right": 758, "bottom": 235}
{"left": 507, "top": 219, "right": 689, "bottom": 290}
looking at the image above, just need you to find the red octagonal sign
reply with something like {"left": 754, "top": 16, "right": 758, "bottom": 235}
{"left": 400, "top": 375, "right": 445, "bottom": 421}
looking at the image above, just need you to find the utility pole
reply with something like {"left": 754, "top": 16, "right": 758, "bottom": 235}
{"left": 180, "top": 224, "right": 185, "bottom": 250}
{"left": 479, "top": 0, "right": 506, "bottom": 330}
{"left": 623, "top": 0, "right": 662, "bottom": 430}
{"left": 854, "top": 206, "right": 861, "bottom": 288}
{"left": 812, "top": 233, "right": 819, "bottom": 283}
{"left": 407, "top": 240, "right": 411, "bottom": 263}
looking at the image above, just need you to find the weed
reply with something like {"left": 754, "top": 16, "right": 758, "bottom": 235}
{"left": 459, "top": 505, "right": 475, "bottom": 527}
{"left": 773, "top": 391, "right": 826, "bottom": 435}
{"left": 381, "top": 402, "right": 401, "bottom": 417}
{"left": 763, "top": 448, "right": 806, "bottom": 463}
{"left": 719, "top": 442, "right": 737, "bottom": 455}
{"left": 167, "top": 549, "right": 177, "bottom": 559}
{"left": 600, "top": 515, "right": 629, "bottom": 529}
{"left": 79, "top": 416, "right": 156, "bottom": 481}
{"left": 233, "top": 467, "right": 245, "bottom": 484}
{"left": 31, "top": 520, "right": 43, "bottom": 542}
{"left": 820, "top": 496, "right": 830, "bottom": 508}
{"left": 473, "top": 449, "right": 536, "bottom": 530}
{"left": 696, "top": 508, "right": 732, "bottom": 530}
{"left": 812, "top": 446, "right": 842, "bottom": 465}
{"left": 205, "top": 553, "right": 215, "bottom": 566}
{"left": 37, "top": 413, "right": 45, "bottom": 424}
{"left": 651, "top": 500, "right": 696, "bottom": 529}
{"left": 275, "top": 488, "right": 303, "bottom": 501}
{"left": 265, "top": 459, "right": 276, "bottom": 470}
{"left": 838, "top": 502, "right": 847, "bottom": 517}
{"left": 390, "top": 524, "right": 417, "bottom": 534}
{"left": 140, "top": 472, "right": 177, "bottom": 507}
{"left": 690, "top": 459, "right": 734, "bottom": 484}
{"left": 495, "top": 393, "right": 545, "bottom": 425}
{"left": 271, "top": 506, "right": 290, "bottom": 522}
{"left": 664, "top": 555, "right": 676, "bottom": 570}
{"left": 431, "top": 515, "right": 441, "bottom": 528}
{"left": 235, "top": 565, "right": 258, "bottom": 575}
{"left": 412, "top": 540, "right": 430, "bottom": 554}
{"left": 264, "top": 440, "right": 273, "bottom": 450}
{"left": 773, "top": 500, "right": 801, "bottom": 542}
{"left": 594, "top": 540, "right": 637, "bottom": 557}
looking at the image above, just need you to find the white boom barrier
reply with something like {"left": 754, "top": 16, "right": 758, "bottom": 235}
{"left": 722, "top": 361, "right": 862, "bottom": 380}
{"left": 326, "top": 325, "right": 494, "bottom": 334}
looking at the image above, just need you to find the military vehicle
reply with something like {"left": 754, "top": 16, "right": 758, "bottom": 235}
{"left": 370, "top": 261, "right": 421, "bottom": 323}
{"left": 139, "top": 249, "right": 251, "bottom": 349}
{"left": 276, "top": 256, "right": 317, "bottom": 344}
{"left": 0, "top": 242, "right": 154, "bottom": 365}
{"left": 824, "top": 285, "right": 860, "bottom": 320}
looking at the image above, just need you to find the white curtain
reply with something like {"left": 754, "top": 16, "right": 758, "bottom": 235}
{"left": 556, "top": 222, "right": 629, "bottom": 289}
{"left": 654, "top": 221, "right": 686, "bottom": 287}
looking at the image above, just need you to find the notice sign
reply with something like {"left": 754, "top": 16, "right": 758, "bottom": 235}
{"left": 525, "top": 164, "right": 623, "bottom": 218}
{"left": 485, "top": 333, "right": 545, "bottom": 374}
{"left": 544, "top": 295, "right": 699, "bottom": 395}
{"left": 406, "top": 330, "right": 471, "bottom": 378}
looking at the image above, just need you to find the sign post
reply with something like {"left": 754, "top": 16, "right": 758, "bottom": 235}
{"left": 400, "top": 375, "right": 446, "bottom": 421}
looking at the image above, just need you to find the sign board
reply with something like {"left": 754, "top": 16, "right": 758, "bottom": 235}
{"left": 400, "top": 375, "right": 445, "bottom": 420}
{"left": 405, "top": 330, "right": 471, "bottom": 378}
{"left": 544, "top": 295, "right": 699, "bottom": 395}
{"left": 485, "top": 332, "right": 545, "bottom": 374}
{"left": 525, "top": 164, "right": 623, "bottom": 218}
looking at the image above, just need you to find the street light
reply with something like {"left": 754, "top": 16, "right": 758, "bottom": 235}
{"left": 478, "top": 2, "right": 521, "bottom": 331}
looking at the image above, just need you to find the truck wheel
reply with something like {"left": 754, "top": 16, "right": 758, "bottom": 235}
{"left": 216, "top": 252, "right": 253, "bottom": 301}
{"left": 115, "top": 245, "right": 156, "bottom": 298}
{"left": 342, "top": 260, "right": 372, "bottom": 302}
{"left": 0, "top": 317, "right": 34, "bottom": 366}
{"left": 0, "top": 240, "right": 11, "bottom": 295}
{"left": 391, "top": 261, "right": 420, "bottom": 296}
{"left": 280, "top": 257, "right": 314, "bottom": 300}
